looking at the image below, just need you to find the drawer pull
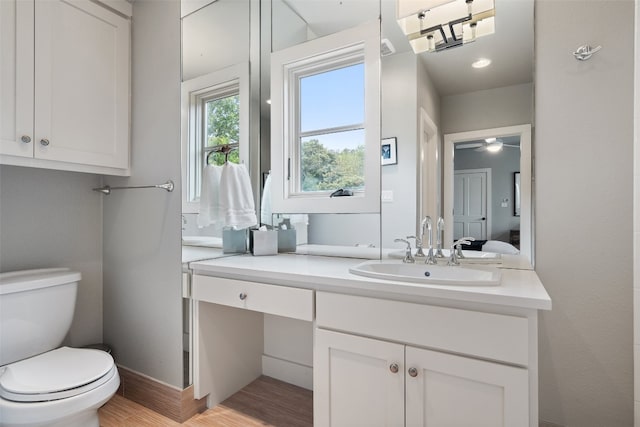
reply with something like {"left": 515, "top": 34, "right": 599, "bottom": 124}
{"left": 239, "top": 292, "right": 247, "bottom": 300}
{"left": 408, "top": 367, "right": 418, "bottom": 377}
{"left": 40, "top": 138, "right": 50, "bottom": 146}
{"left": 389, "top": 363, "right": 399, "bottom": 374}
{"left": 21, "top": 135, "right": 31, "bottom": 143}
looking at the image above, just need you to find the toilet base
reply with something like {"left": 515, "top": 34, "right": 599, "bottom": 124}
{"left": 0, "top": 365, "right": 119, "bottom": 427}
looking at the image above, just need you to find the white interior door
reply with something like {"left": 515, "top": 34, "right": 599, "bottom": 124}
{"left": 453, "top": 168, "right": 490, "bottom": 241}
{"left": 314, "top": 329, "right": 405, "bottom": 427}
{"left": 405, "top": 346, "right": 529, "bottom": 427}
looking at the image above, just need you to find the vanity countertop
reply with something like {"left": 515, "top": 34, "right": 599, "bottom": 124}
{"left": 190, "top": 254, "right": 551, "bottom": 311}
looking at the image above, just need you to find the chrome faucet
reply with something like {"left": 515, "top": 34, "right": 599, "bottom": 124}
{"left": 435, "top": 217, "right": 445, "bottom": 258}
{"left": 447, "top": 237, "right": 475, "bottom": 266}
{"left": 419, "top": 216, "right": 437, "bottom": 265}
{"left": 394, "top": 238, "right": 415, "bottom": 263}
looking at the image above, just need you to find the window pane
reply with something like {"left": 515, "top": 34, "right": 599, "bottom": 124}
{"left": 300, "top": 63, "right": 364, "bottom": 133}
{"left": 206, "top": 94, "right": 240, "bottom": 165}
{"left": 300, "top": 129, "right": 365, "bottom": 192}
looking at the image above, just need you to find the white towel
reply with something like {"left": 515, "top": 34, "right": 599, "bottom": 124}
{"left": 220, "top": 162, "right": 258, "bottom": 229}
{"left": 260, "top": 172, "right": 272, "bottom": 226}
{"left": 197, "top": 165, "right": 223, "bottom": 228}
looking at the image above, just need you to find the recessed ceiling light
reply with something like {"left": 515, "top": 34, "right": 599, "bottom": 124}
{"left": 472, "top": 58, "right": 491, "bottom": 69}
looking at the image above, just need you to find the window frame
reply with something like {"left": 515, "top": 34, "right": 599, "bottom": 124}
{"left": 181, "top": 63, "right": 249, "bottom": 213}
{"left": 271, "top": 20, "right": 381, "bottom": 214}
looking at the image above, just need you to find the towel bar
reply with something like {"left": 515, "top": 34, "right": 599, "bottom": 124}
{"left": 93, "top": 180, "right": 174, "bottom": 195}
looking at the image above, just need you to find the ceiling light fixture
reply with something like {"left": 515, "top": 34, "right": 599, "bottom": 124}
{"left": 472, "top": 58, "right": 491, "bottom": 68}
{"left": 396, "top": 0, "right": 495, "bottom": 54}
{"left": 485, "top": 140, "right": 503, "bottom": 152}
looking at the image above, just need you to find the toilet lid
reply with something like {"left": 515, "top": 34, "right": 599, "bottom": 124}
{"left": 0, "top": 347, "right": 115, "bottom": 402}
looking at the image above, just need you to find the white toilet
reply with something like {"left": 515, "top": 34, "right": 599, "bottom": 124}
{"left": 0, "top": 268, "right": 119, "bottom": 427}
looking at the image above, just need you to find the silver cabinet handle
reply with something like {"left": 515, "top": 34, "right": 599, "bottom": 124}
{"left": 21, "top": 135, "right": 31, "bottom": 143}
{"left": 389, "top": 363, "right": 399, "bottom": 374}
{"left": 239, "top": 293, "right": 247, "bottom": 300}
{"left": 40, "top": 139, "right": 50, "bottom": 146}
{"left": 408, "top": 367, "right": 418, "bottom": 377}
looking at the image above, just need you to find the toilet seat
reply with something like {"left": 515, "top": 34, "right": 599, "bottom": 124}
{"left": 0, "top": 347, "right": 115, "bottom": 402}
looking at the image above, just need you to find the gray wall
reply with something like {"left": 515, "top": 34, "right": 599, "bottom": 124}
{"left": 441, "top": 83, "right": 533, "bottom": 135}
{"left": 454, "top": 146, "right": 520, "bottom": 242}
{"left": 0, "top": 166, "right": 103, "bottom": 347}
{"left": 102, "top": 0, "right": 184, "bottom": 388}
{"left": 380, "top": 52, "right": 420, "bottom": 247}
{"left": 535, "top": 1, "right": 634, "bottom": 425}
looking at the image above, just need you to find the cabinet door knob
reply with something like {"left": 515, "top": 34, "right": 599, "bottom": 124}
{"left": 408, "top": 367, "right": 418, "bottom": 377}
{"left": 40, "top": 139, "right": 50, "bottom": 146}
{"left": 389, "top": 363, "right": 399, "bottom": 374}
{"left": 239, "top": 293, "right": 247, "bottom": 300}
{"left": 21, "top": 135, "right": 31, "bottom": 143}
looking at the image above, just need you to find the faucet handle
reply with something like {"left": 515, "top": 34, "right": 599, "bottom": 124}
{"left": 394, "top": 238, "right": 415, "bottom": 263}
{"left": 406, "top": 235, "right": 425, "bottom": 257}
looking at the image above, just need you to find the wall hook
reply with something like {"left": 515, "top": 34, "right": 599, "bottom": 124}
{"left": 573, "top": 44, "right": 602, "bottom": 61}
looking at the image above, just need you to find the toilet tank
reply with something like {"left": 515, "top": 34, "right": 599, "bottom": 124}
{"left": 0, "top": 268, "right": 81, "bottom": 366}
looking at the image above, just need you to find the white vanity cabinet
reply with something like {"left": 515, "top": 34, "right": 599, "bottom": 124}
{"left": 314, "top": 291, "right": 535, "bottom": 427}
{"left": 0, "top": 0, "right": 131, "bottom": 175}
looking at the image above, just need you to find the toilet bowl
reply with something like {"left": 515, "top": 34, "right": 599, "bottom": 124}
{"left": 0, "top": 269, "right": 120, "bottom": 427}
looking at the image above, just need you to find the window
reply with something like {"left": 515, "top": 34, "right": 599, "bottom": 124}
{"left": 271, "top": 21, "right": 380, "bottom": 214}
{"left": 181, "top": 63, "right": 248, "bottom": 213}
{"left": 298, "top": 63, "right": 365, "bottom": 193}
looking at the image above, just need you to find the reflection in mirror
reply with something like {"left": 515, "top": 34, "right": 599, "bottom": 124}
{"left": 265, "top": 0, "right": 382, "bottom": 254}
{"left": 379, "top": 0, "right": 534, "bottom": 261}
{"left": 444, "top": 125, "right": 532, "bottom": 263}
{"left": 180, "top": 0, "right": 258, "bottom": 388}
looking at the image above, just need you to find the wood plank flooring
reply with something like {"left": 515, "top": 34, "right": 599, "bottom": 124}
{"left": 99, "top": 376, "right": 313, "bottom": 427}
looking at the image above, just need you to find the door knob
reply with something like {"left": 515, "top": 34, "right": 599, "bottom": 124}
{"left": 408, "top": 367, "right": 418, "bottom": 377}
{"left": 21, "top": 135, "right": 31, "bottom": 143}
{"left": 389, "top": 363, "right": 399, "bottom": 373}
{"left": 40, "top": 139, "right": 50, "bottom": 146}
{"left": 239, "top": 293, "right": 247, "bottom": 300}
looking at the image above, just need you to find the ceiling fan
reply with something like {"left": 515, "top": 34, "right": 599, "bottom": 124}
{"left": 455, "top": 138, "right": 520, "bottom": 153}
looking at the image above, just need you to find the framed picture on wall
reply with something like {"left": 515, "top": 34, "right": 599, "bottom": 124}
{"left": 381, "top": 137, "right": 397, "bottom": 166}
{"left": 514, "top": 172, "right": 521, "bottom": 216}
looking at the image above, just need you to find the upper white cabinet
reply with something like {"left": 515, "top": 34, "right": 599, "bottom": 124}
{"left": 0, "top": 0, "right": 131, "bottom": 175}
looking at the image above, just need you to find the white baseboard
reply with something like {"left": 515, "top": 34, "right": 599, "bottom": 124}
{"left": 262, "top": 355, "right": 313, "bottom": 390}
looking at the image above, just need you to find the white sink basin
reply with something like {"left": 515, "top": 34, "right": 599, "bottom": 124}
{"left": 349, "top": 260, "right": 502, "bottom": 286}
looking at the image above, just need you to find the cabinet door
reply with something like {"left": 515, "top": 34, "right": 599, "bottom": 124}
{"left": 406, "top": 346, "right": 528, "bottom": 427}
{"left": 0, "top": 0, "right": 34, "bottom": 157}
{"left": 34, "top": 0, "right": 129, "bottom": 169}
{"left": 314, "top": 329, "right": 404, "bottom": 427}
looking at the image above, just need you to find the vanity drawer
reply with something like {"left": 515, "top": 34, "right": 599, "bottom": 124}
{"left": 193, "top": 275, "right": 314, "bottom": 321}
{"left": 316, "top": 292, "right": 529, "bottom": 366}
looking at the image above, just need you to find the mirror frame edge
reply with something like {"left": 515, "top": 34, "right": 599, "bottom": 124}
{"left": 443, "top": 124, "right": 533, "bottom": 265}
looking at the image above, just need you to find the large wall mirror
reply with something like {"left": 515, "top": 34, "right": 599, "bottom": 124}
{"left": 181, "top": 0, "right": 534, "bottom": 255}
{"left": 179, "top": 0, "right": 534, "bottom": 387}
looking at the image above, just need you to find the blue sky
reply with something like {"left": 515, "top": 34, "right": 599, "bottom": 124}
{"left": 300, "top": 63, "right": 364, "bottom": 151}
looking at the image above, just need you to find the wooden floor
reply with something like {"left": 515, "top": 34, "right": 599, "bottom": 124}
{"left": 99, "top": 376, "right": 313, "bottom": 427}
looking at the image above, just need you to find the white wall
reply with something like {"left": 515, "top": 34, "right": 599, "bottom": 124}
{"left": 0, "top": 166, "right": 103, "bottom": 347}
{"left": 441, "top": 83, "right": 533, "bottom": 135}
{"left": 102, "top": 0, "right": 184, "bottom": 388}
{"left": 536, "top": 1, "right": 634, "bottom": 425}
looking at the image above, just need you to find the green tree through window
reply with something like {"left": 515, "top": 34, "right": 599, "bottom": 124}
{"left": 206, "top": 95, "right": 240, "bottom": 165}
{"left": 301, "top": 139, "right": 365, "bottom": 191}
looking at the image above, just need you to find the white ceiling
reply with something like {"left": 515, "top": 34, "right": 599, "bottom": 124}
{"left": 283, "top": 0, "right": 534, "bottom": 97}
